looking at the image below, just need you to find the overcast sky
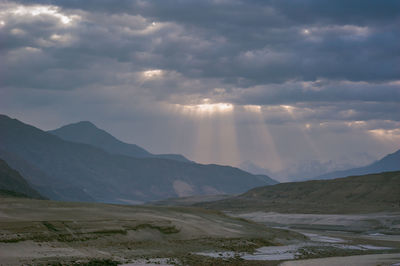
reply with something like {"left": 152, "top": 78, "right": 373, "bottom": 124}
{"left": 1, "top": 0, "right": 399, "bottom": 175}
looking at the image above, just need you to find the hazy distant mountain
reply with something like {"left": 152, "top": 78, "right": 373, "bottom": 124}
{"left": 239, "top": 161, "right": 275, "bottom": 177}
{"left": 314, "top": 149, "right": 400, "bottom": 180}
{"left": 199, "top": 171, "right": 400, "bottom": 214}
{"left": 0, "top": 114, "right": 274, "bottom": 203}
{"left": 0, "top": 158, "right": 43, "bottom": 199}
{"left": 49, "top": 121, "right": 191, "bottom": 163}
{"left": 240, "top": 153, "right": 377, "bottom": 182}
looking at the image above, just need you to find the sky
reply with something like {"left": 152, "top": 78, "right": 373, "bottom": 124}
{"left": 1, "top": 0, "right": 399, "bottom": 177}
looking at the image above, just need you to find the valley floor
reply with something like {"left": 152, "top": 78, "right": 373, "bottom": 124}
{"left": 0, "top": 197, "right": 300, "bottom": 265}
{"left": 1, "top": 197, "right": 399, "bottom": 265}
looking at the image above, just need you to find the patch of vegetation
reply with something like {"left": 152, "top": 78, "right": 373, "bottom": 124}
{"left": 42, "top": 221, "right": 59, "bottom": 232}
{"left": 0, "top": 223, "right": 178, "bottom": 244}
{"left": 0, "top": 237, "right": 26, "bottom": 243}
{"left": 168, "top": 237, "right": 274, "bottom": 254}
{"left": 211, "top": 238, "right": 274, "bottom": 253}
{"left": 73, "top": 259, "right": 121, "bottom": 266}
{"left": 91, "top": 229, "right": 127, "bottom": 235}
{"left": 173, "top": 253, "right": 279, "bottom": 266}
{"left": 0, "top": 229, "right": 124, "bottom": 243}
{"left": 36, "top": 258, "right": 121, "bottom": 266}
{"left": 129, "top": 223, "right": 180, "bottom": 234}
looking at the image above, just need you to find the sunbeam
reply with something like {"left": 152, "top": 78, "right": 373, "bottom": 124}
{"left": 217, "top": 110, "right": 241, "bottom": 165}
{"left": 239, "top": 105, "right": 284, "bottom": 172}
{"left": 171, "top": 100, "right": 239, "bottom": 165}
{"left": 281, "top": 105, "right": 324, "bottom": 161}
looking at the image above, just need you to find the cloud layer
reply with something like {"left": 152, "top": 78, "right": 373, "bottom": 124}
{"left": 1, "top": 0, "right": 399, "bottom": 174}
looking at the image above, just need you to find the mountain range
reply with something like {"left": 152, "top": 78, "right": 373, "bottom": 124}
{"left": 0, "top": 114, "right": 277, "bottom": 203}
{"left": 240, "top": 149, "right": 398, "bottom": 182}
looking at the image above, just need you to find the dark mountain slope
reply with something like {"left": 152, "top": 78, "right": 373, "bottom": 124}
{"left": 0, "top": 114, "right": 273, "bottom": 203}
{"left": 314, "top": 149, "right": 400, "bottom": 180}
{"left": 0, "top": 158, "right": 43, "bottom": 199}
{"left": 199, "top": 171, "right": 400, "bottom": 214}
{"left": 0, "top": 149, "right": 94, "bottom": 201}
{"left": 48, "top": 121, "right": 191, "bottom": 163}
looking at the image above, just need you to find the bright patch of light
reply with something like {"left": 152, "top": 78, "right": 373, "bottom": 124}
{"left": 347, "top": 121, "right": 366, "bottom": 127}
{"left": 186, "top": 102, "right": 233, "bottom": 113}
{"left": 49, "top": 34, "right": 72, "bottom": 43}
{"left": 340, "top": 25, "right": 369, "bottom": 37}
{"left": 243, "top": 105, "right": 261, "bottom": 113}
{"left": 369, "top": 129, "right": 400, "bottom": 140}
{"left": 11, "top": 5, "right": 76, "bottom": 24}
{"left": 133, "top": 20, "right": 164, "bottom": 35}
{"left": 177, "top": 99, "right": 234, "bottom": 116}
{"left": 50, "top": 34, "right": 62, "bottom": 40}
{"left": 302, "top": 25, "right": 370, "bottom": 37}
{"left": 10, "top": 28, "right": 25, "bottom": 35}
{"left": 143, "top": 69, "right": 163, "bottom": 79}
{"left": 24, "top": 46, "right": 41, "bottom": 52}
{"left": 280, "top": 105, "right": 295, "bottom": 113}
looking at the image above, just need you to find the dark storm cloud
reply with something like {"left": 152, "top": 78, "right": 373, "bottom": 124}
{"left": 74, "top": 0, "right": 400, "bottom": 84}
{"left": 18, "top": 0, "right": 399, "bottom": 26}
{"left": 3, "top": 0, "right": 400, "bottom": 89}
{"left": 230, "top": 81, "right": 400, "bottom": 105}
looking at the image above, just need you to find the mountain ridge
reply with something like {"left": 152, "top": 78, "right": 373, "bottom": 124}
{"left": 48, "top": 121, "right": 191, "bottom": 163}
{"left": 198, "top": 171, "right": 400, "bottom": 214}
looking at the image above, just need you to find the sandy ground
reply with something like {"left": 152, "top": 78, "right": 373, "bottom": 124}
{"left": 0, "top": 241, "right": 89, "bottom": 265}
{"left": 280, "top": 253, "right": 400, "bottom": 266}
{"left": 0, "top": 197, "right": 300, "bottom": 265}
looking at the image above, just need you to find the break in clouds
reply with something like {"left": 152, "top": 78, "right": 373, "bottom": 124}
{"left": 1, "top": 0, "right": 399, "bottom": 174}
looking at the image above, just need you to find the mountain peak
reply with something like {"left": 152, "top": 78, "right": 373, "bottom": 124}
{"left": 75, "top": 120, "right": 95, "bottom": 126}
{"left": 49, "top": 121, "right": 192, "bottom": 162}
{"left": 59, "top": 121, "right": 98, "bottom": 130}
{"left": 49, "top": 121, "right": 111, "bottom": 140}
{"left": 48, "top": 120, "right": 153, "bottom": 158}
